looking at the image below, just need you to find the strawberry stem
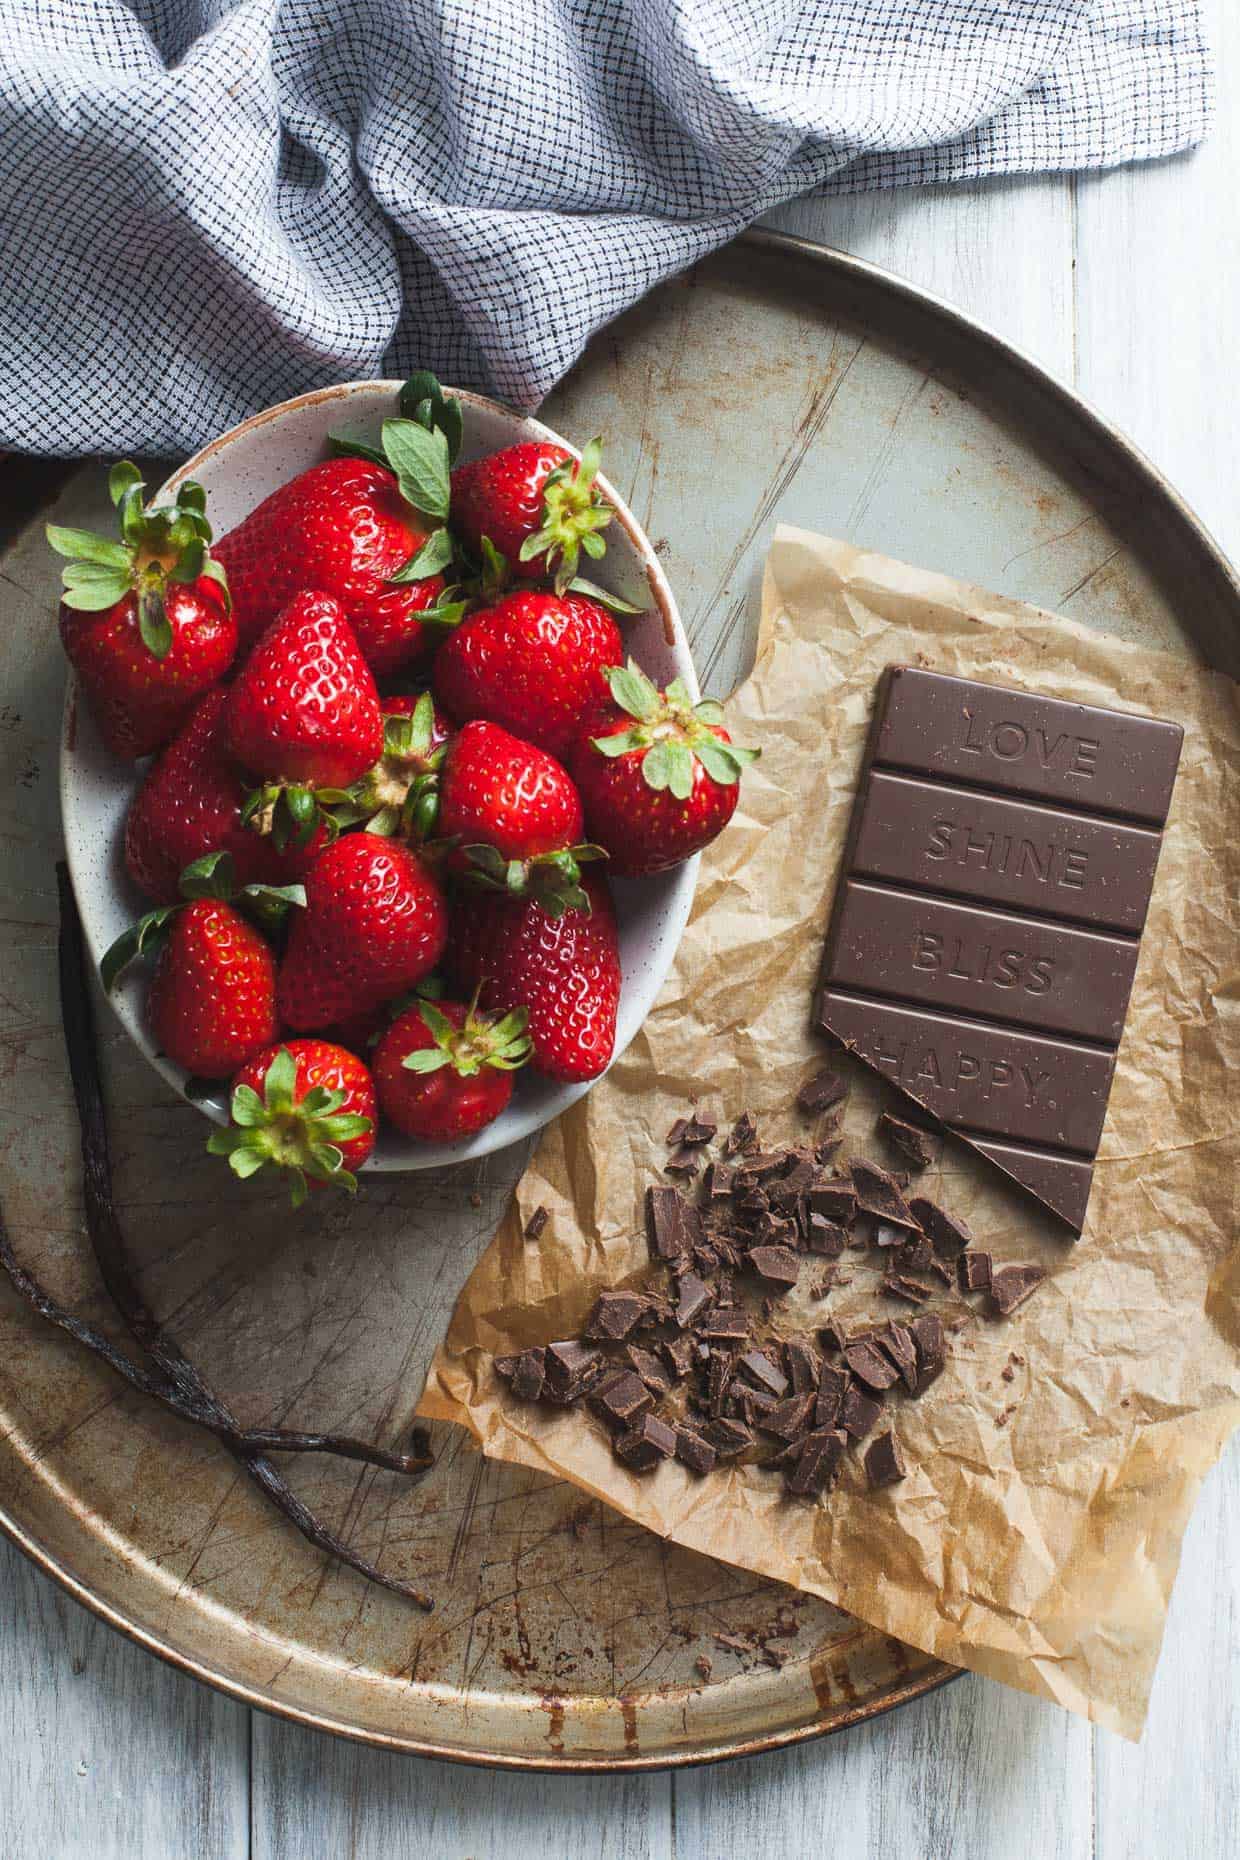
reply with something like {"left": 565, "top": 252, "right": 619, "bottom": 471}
{"left": 207, "top": 1046, "right": 372, "bottom": 1208}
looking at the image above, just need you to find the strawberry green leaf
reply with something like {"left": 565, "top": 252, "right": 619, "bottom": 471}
{"left": 167, "top": 537, "right": 205, "bottom": 583}
{"left": 107, "top": 461, "right": 143, "bottom": 507}
{"left": 397, "top": 371, "right": 464, "bottom": 464}
{"left": 580, "top": 531, "right": 606, "bottom": 560}
{"left": 100, "top": 906, "right": 176, "bottom": 992}
{"left": 695, "top": 739, "right": 760, "bottom": 786}
{"left": 199, "top": 557, "right": 232, "bottom": 610}
{"left": 381, "top": 418, "right": 450, "bottom": 521}
{"left": 417, "top": 1000, "right": 458, "bottom": 1046}
{"left": 326, "top": 431, "right": 390, "bottom": 470}
{"left": 118, "top": 485, "right": 146, "bottom": 547}
{"left": 640, "top": 739, "right": 694, "bottom": 799}
{"left": 402, "top": 1047, "right": 454, "bottom": 1074}
{"left": 179, "top": 850, "right": 237, "bottom": 899}
{"left": 177, "top": 479, "right": 207, "bottom": 517}
{"left": 261, "top": 1046, "right": 298, "bottom": 1114}
{"left": 414, "top": 599, "right": 468, "bottom": 629}
{"left": 387, "top": 526, "right": 454, "bottom": 584}
{"left": 605, "top": 659, "right": 660, "bottom": 723}
{"left": 229, "top": 1083, "right": 267, "bottom": 1127}
{"left": 692, "top": 697, "right": 725, "bottom": 726}
{"left": 45, "top": 524, "right": 130, "bottom": 568}
{"left": 565, "top": 575, "right": 643, "bottom": 614}
{"left": 58, "top": 569, "right": 132, "bottom": 612}
{"left": 137, "top": 585, "right": 172, "bottom": 660}
{"left": 590, "top": 726, "right": 646, "bottom": 757}
{"left": 364, "top": 807, "right": 400, "bottom": 837}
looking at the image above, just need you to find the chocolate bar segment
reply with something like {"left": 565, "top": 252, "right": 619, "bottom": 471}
{"left": 816, "top": 667, "right": 1182, "bottom": 1231}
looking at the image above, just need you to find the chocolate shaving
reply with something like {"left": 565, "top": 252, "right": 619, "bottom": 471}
{"left": 881, "top": 1274, "right": 934, "bottom": 1306}
{"left": 523, "top": 1206, "right": 549, "bottom": 1243}
{"left": 990, "top": 1264, "right": 1047, "bottom": 1316}
{"left": 660, "top": 1334, "right": 694, "bottom": 1380}
{"left": 624, "top": 1343, "right": 672, "bottom": 1395}
{"left": 908, "top": 1195, "right": 973, "bottom": 1260}
{"left": 0, "top": 870, "right": 438, "bottom": 1612}
{"left": 796, "top": 1068, "right": 848, "bottom": 1115}
{"left": 878, "top": 1113, "right": 936, "bottom": 1171}
{"left": 724, "top": 1112, "right": 758, "bottom": 1155}
{"left": 864, "top": 1430, "right": 907, "bottom": 1488}
{"left": 851, "top": 1159, "right": 920, "bottom": 1228}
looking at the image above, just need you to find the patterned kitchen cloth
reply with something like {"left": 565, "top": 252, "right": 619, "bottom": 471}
{"left": 0, "top": 0, "right": 1212, "bottom": 455}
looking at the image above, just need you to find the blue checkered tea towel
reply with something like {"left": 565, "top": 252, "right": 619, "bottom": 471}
{"left": 0, "top": 0, "right": 1212, "bottom": 455}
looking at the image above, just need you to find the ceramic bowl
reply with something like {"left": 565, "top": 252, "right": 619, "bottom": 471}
{"left": 60, "top": 383, "right": 698, "bottom": 1170}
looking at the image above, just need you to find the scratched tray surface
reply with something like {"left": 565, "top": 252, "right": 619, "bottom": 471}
{"left": 1, "top": 230, "right": 1237, "bottom": 1768}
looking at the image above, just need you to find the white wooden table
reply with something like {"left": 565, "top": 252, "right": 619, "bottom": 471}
{"left": 4, "top": 8, "right": 1238, "bottom": 1854}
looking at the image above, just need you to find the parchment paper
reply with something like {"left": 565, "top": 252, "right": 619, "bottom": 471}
{"left": 419, "top": 525, "right": 1240, "bottom": 1739}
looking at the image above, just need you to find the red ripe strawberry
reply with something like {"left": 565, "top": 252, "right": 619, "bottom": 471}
{"left": 52, "top": 463, "right": 235, "bottom": 760}
{"left": 224, "top": 591, "right": 383, "bottom": 849}
{"left": 433, "top": 589, "right": 621, "bottom": 757}
{"left": 208, "top": 1041, "right": 376, "bottom": 1205}
{"left": 147, "top": 899, "right": 278, "bottom": 1078}
{"left": 437, "top": 719, "right": 600, "bottom": 911}
{"left": 449, "top": 872, "right": 620, "bottom": 1082}
{"left": 278, "top": 833, "right": 448, "bottom": 1030}
{"left": 450, "top": 438, "right": 612, "bottom": 592}
{"left": 215, "top": 390, "right": 466, "bottom": 669}
{"left": 569, "top": 662, "right": 758, "bottom": 877}
{"left": 373, "top": 996, "right": 531, "bottom": 1142}
{"left": 124, "top": 689, "right": 324, "bottom": 905}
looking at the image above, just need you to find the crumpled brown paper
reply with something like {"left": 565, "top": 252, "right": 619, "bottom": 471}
{"left": 419, "top": 524, "right": 1240, "bottom": 1740}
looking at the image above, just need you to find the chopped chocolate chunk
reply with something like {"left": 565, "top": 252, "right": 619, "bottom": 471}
{"left": 897, "top": 1235, "right": 934, "bottom": 1273}
{"left": 758, "top": 1393, "right": 815, "bottom": 1440}
{"left": 733, "top": 1151, "right": 786, "bottom": 1183}
{"left": 665, "top": 1116, "right": 689, "bottom": 1146}
{"left": 851, "top": 1160, "right": 920, "bottom": 1228}
{"left": 880, "top": 1322, "right": 918, "bottom": 1393}
{"left": 787, "top": 1428, "right": 847, "bottom": 1496}
{"left": 493, "top": 1354, "right": 519, "bottom": 1380}
{"left": 544, "top": 1340, "right": 602, "bottom": 1402}
{"left": 806, "top": 1214, "right": 847, "bottom": 1257}
{"left": 624, "top": 1344, "right": 672, "bottom": 1396}
{"left": 698, "top": 1305, "right": 751, "bottom": 1341}
{"left": 590, "top": 1369, "right": 653, "bottom": 1430}
{"left": 674, "top": 1270, "right": 713, "bottom": 1330}
{"left": 958, "top": 1251, "right": 993, "bottom": 1293}
{"left": 815, "top": 1362, "right": 849, "bottom": 1428}
{"left": 909, "top": 1314, "right": 946, "bottom": 1393}
{"left": 807, "top": 1179, "right": 857, "bottom": 1223}
{"left": 693, "top": 1244, "right": 722, "bottom": 1277}
{"left": 676, "top": 1427, "right": 718, "bottom": 1476}
{"left": 769, "top": 1150, "right": 816, "bottom": 1209}
{"left": 615, "top": 1413, "right": 678, "bottom": 1470}
{"left": 785, "top": 1339, "right": 822, "bottom": 1395}
{"left": 661, "top": 1334, "right": 694, "bottom": 1380}
{"left": 707, "top": 1350, "right": 732, "bottom": 1417}
{"left": 523, "top": 1206, "right": 549, "bottom": 1243}
{"left": 703, "top": 1161, "right": 734, "bottom": 1201}
{"left": 665, "top": 1147, "right": 700, "bottom": 1179}
{"left": 818, "top": 1320, "right": 845, "bottom": 1355}
{"left": 681, "top": 1113, "right": 718, "bottom": 1146}
{"left": 737, "top": 1349, "right": 789, "bottom": 1398}
{"left": 511, "top": 1348, "right": 547, "bottom": 1403}
{"left": 703, "top": 1416, "right": 753, "bottom": 1456}
{"left": 747, "top": 1245, "right": 801, "bottom": 1288}
{"left": 874, "top": 1220, "right": 908, "bottom": 1249}
{"left": 908, "top": 1195, "right": 973, "bottom": 1260}
{"left": 843, "top": 1334, "right": 900, "bottom": 1392}
{"left": 841, "top": 1384, "right": 883, "bottom": 1439}
{"left": 751, "top": 1212, "right": 799, "bottom": 1248}
{"left": 864, "top": 1430, "right": 907, "bottom": 1488}
{"left": 882, "top": 1274, "right": 934, "bottom": 1306}
{"left": 927, "top": 1257, "right": 953, "bottom": 1286}
{"left": 878, "top": 1112, "right": 936, "bottom": 1171}
{"left": 989, "top": 1263, "right": 1046, "bottom": 1316}
{"left": 645, "top": 1185, "right": 700, "bottom": 1262}
{"left": 797, "top": 1068, "right": 848, "bottom": 1115}
{"left": 736, "top": 1387, "right": 780, "bottom": 1427}
{"left": 724, "top": 1111, "right": 759, "bottom": 1154}
{"left": 735, "top": 1188, "right": 770, "bottom": 1220}
{"left": 585, "top": 1290, "right": 649, "bottom": 1341}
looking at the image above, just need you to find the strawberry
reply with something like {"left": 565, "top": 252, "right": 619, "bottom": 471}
{"left": 432, "top": 589, "right": 621, "bottom": 757}
{"left": 449, "top": 872, "right": 620, "bottom": 1082}
{"left": 339, "top": 691, "right": 454, "bottom": 838}
{"left": 450, "top": 438, "right": 612, "bottom": 593}
{"left": 124, "top": 689, "right": 324, "bottom": 905}
{"left": 52, "top": 462, "right": 235, "bottom": 760}
{"left": 214, "top": 379, "right": 467, "bottom": 670}
{"left": 569, "top": 662, "right": 758, "bottom": 876}
{"left": 147, "top": 900, "right": 279, "bottom": 1078}
{"left": 101, "top": 850, "right": 303, "bottom": 1075}
{"left": 437, "top": 719, "right": 601, "bottom": 912}
{"left": 208, "top": 1041, "right": 376, "bottom": 1206}
{"left": 224, "top": 590, "right": 383, "bottom": 846}
{"left": 278, "top": 833, "right": 448, "bottom": 1031}
{"left": 373, "top": 996, "right": 531, "bottom": 1141}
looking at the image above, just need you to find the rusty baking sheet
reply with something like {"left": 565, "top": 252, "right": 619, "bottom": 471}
{"left": 1, "top": 227, "right": 1237, "bottom": 1769}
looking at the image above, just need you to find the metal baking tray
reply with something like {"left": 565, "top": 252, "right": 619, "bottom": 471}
{"left": 1, "top": 227, "right": 1235, "bottom": 1769}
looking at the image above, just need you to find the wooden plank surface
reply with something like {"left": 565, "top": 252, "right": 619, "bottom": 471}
{"left": 2, "top": 5, "right": 1238, "bottom": 1851}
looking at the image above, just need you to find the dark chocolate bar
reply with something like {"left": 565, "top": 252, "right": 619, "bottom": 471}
{"left": 815, "top": 666, "right": 1182, "bottom": 1230}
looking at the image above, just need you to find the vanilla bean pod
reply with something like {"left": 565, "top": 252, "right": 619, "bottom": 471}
{"left": 0, "top": 864, "right": 435, "bottom": 1610}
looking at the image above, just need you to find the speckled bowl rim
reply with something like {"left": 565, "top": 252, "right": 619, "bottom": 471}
{"left": 59, "top": 384, "right": 700, "bottom": 1171}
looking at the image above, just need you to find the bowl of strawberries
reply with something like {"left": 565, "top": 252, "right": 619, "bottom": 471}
{"left": 58, "top": 374, "right": 757, "bottom": 1197}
